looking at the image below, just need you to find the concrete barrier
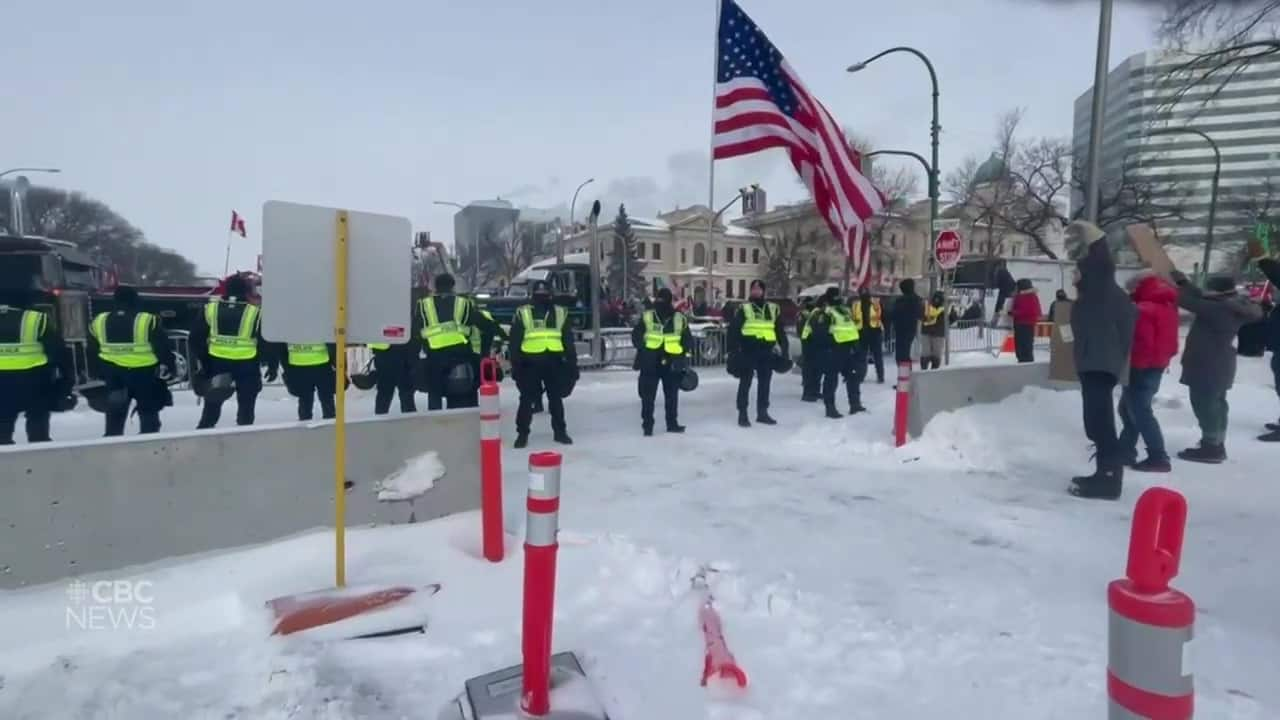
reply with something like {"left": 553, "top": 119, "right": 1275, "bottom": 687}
{"left": 0, "top": 410, "right": 479, "bottom": 589}
{"left": 907, "top": 361, "right": 1069, "bottom": 438}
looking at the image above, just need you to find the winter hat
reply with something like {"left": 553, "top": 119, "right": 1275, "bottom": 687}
{"left": 1205, "top": 274, "right": 1236, "bottom": 294}
{"left": 655, "top": 287, "right": 673, "bottom": 303}
{"left": 223, "top": 274, "right": 250, "bottom": 299}
{"left": 1015, "top": 278, "right": 1033, "bottom": 292}
{"left": 113, "top": 285, "right": 140, "bottom": 307}
{"left": 434, "top": 274, "right": 456, "bottom": 293}
{"left": 899, "top": 278, "right": 916, "bottom": 295}
{"left": 822, "top": 286, "right": 840, "bottom": 303}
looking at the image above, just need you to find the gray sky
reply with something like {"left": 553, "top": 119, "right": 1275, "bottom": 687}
{"left": 3, "top": 0, "right": 1162, "bottom": 275}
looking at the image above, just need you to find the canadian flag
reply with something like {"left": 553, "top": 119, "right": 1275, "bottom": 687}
{"left": 230, "top": 210, "right": 247, "bottom": 238}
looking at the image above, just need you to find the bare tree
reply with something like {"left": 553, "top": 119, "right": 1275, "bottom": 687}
{"left": 758, "top": 214, "right": 824, "bottom": 293}
{"left": 1154, "top": 1, "right": 1280, "bottom": 110}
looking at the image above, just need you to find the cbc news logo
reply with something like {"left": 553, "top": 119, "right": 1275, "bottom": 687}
{"left": 65, "top": 579, "right": 156, "bottom": 631}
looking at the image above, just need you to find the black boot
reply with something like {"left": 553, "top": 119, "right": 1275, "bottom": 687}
{"left": 825, "top": 406, "right": 843, "bottom": 419}
{"left": 643, "top": 426, "right": 654, "bottom": 437}
{"left": 513, "top": 433, "right": 529, "bottom": 449}
{"left": 1178, "top": 443, "right": 1226, "bottom": 464}
{"left": 1266, "top": 421, "right": 1280, "bottom": 432}
{"left": 553, "top": 431, "right": 573, "bottom": 445}
{"left": 1259, "top": 429, "right": 1280, "bottom": 442}
{"left": 667, "top": 423, "right": 686, "bottom": 434}
{"left": 737, "top": 410, "right": 751, "bottom": 428}
{"left": 1069, "top": 464, "right": 1123, "bottom": 500}
{"left": 756, "top": 412, "right": 777, "bottom": 425}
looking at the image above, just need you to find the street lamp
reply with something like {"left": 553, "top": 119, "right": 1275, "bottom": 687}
{"left": 848, "top": 47, "right": 940, "bottom": 290}
{"left": 0, "top": 167, "right": 60, "bottom": 181}
{"left": 866, "top": 149, "right": 930, "bottom": 280}
{"left": 1149, "top": 127, "right": 1221, "bottom": 284}
{"left": 433, "top": 200, "right": 474, "bottom": 291}
{"left": 563, "top": 177, "right": 594, "bottom": 264}
{"left": 703, "top": 188, "right": 749, "bottom": 306}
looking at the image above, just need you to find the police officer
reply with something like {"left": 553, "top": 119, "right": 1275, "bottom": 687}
{"left": 797, "top": 298, "right": 820, "bottom": 402}
{"left": 281, "top": 341, "right": 338, "bottom": 421}
{"left": 810, "top": 288, "right": 865, "bottom": 418}
{"left": 413, "top": 274, "right": 502, "bottom": 409}
{"left": 852, "top": 286, "right": 886, "bottom": 383}
{"left": 727, "top": 279, "right": 788, "bottom": 427}
{"left": 469, "top": 297, "right": 508, "bottom": 376}
{"left": 191, "top": 274, "right": 277, "bottom": 428}
{"left": 630, "top": 287, "right": 693, "bottom": 436}
{"left": 87, "top": 286, "right": 177, "bottom": 436}
{"left": 369, "top": 341, "right": 417, "bottom": 415}
{"left": 920, "top": 290, "right": 947, "bottom": 370}
{"left": 509, "top": 280, "right": 577, "bottom": 448}
{"left": 0, "top": 294, "right": 73, "bottom": 444}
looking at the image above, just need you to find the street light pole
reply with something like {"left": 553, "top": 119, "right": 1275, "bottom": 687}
{"left": 564, "top": 177, "right": 594, "bottom": 265}
{"left": 1083, "top": 0, "right": 1114, "bottom": 224}
{"left": 704, "top": 190, "right": 747, "bottom": 307}
{"left": 0, "top": 167, "right": 60, "bottom": 181}
{"left": 849, "top": 47, "right": 940, "bottom": 291}
{"left": 432, "top": 200, "right": 472, "bottom": 290}
{"left": 1150, "top": 127, "right": 1220, "bottom": 284}
{"left": 867, "top": 149, "right": 931, "bottom": 279}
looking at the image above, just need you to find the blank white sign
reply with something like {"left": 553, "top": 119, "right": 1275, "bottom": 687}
{"left": 260, "top": 200, "right": 412, "bottom": 345}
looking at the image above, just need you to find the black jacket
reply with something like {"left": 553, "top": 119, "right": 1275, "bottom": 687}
{"left": 508, "top": 301, "right": 577, "bottom": 369}
{"left": 0, "top": 304, "right": 75, "bottom": 387}
{"left": 631, "top": 307, "right": 694, "bottom": 373}
{"left": 1070, "top": 239, "right": 1136, "bottom": 380}
{"left": 889, "top": 293, "right": 924, "bottom": 342}
{"left": 87, "top": 309, "right": 176, "bottom": 376}
{"left": 727, "top": 300, "right": 788, "bottom": 358}
{"left": 189, "top": 297, "right": 276, "bottom": 373}
{"left": 1259, "top": 259, "right": 1280, "bottom": 353}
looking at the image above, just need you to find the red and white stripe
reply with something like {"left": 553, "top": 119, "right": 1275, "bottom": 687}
{"left": 713, "top": 67, "right": 884, "bottom": 286}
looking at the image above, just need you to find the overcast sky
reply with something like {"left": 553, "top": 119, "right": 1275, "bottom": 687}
{"left": 2, "top": 0, "right": 1164, "bottom": 275}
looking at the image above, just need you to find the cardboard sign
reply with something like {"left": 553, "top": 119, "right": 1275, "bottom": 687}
{"left": 1049, "top": 300, "right": 1077, "bottom": 383}
{"left": 1125, "top": 224, "right": 1176, "bottom": 278}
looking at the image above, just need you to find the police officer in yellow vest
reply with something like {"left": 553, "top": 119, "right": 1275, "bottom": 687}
{"left": 412, "top": 274, "right": 502, "bottom": 410}
{"left": 280, "top": 340, "right": 338, "bottom": 421}
{"left": 368, "top": 338, "right": 417, "bottom": 415}
{"left": 630, "top": 287, "right": 694, "bottom": 436}
{"left": 191, "top": 274, "right": 277, "bottom": 429}
{"left": 809, "top": 287, "right": 866, "bottom": 417}
{"left": 727, "top": 279, "right": 789, "bottom": 427}
{"left": 0, "top": 294, "right": 73, "bottom": 445}
{"left": 852, "top": 286, "right": 886, "bottom": 383}
{"left": 87, "top": 286, "right": 177, "bottom": 436}
{"left": 920, "top": 290, "right": 947, "bottom": 371}
{"left": 509, "top": 280, "right": 577, "bottom": 448}
{"left": 797, "top": 298, "right": 821, "bottom": 402}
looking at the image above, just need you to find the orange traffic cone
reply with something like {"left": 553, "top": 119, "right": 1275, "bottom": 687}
{"left": 1000, "top": 334, "right": 1016, "bottom": 355}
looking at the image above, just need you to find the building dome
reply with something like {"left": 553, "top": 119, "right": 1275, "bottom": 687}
{"left": 972, "top": 153, "right": 1008, "bottom": 187}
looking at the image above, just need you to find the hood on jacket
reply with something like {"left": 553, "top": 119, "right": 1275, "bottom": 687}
{"left": 1076, "top": 234, "right": 1116, "bottom": 295}
{"left": 1131, "top": 274, "right": 1177, "bottom": 305}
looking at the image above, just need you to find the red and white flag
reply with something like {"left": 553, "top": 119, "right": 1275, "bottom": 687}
{"left": 712, "top": 0, "right": 885, "bottom": 286}
{"left": 230, "top": 210, "right": 247, "bottom": 238}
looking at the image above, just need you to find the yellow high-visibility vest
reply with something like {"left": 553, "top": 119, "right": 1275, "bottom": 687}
{"left": 287, "top": 344, "right": 329, "bottom": 366}
{"left": 92, "top": 312, "right": 158, "bottom": 368}
{"left": 739, "top": 302, "right": 778, "bottom": 343}
{"left": 204, "top": 301, "right": 259, "bottom": 360}
{"left": 368, "top": 343, "right": 390, "bottom": 351}
{"left": 518, "top": 305, "right": 567, "bottom": 354}
{"left": 642, "top": 310, "right": 686, "bottom": 355}
{"left": 923, "top": 304, "right": 944, "bottom": 327}
{"left": 418, "top": 296, "right": 471, "bottom": 350}
{"left": 0, "top": 309, "right": 49, "bottom": 371}
{"left": 799, "top": 309, "right": 814, "bottom": 341}
{"left": 470, "top": 309, "right": 496, "bottom": 354}
{"left": 825, "top": 307, "right": 860, "bottom": 344}
{"left": 851, "top": 299, "right": 882, "bottom": 329}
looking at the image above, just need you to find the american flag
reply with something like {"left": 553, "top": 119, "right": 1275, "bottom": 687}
{"left": 713, "top": 0, "right": 884, "bottom": 286}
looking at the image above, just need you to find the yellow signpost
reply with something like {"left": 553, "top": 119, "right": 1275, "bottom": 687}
{"left": 334, "top": 210, "right": 349, "bottom": 587}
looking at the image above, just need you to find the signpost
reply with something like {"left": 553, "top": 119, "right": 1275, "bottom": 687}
{"left": 261, "top": 201, "right": 412, "bottom": 587}
{"left": 931, "top": 220, "right": 962, "bottom": 365}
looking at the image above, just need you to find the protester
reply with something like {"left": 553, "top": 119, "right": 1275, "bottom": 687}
{"left": 1117, "top": 273, "right": 1179, "bottom": 472}
{"left": 1047, "top": 289, "right": 1069, "bottom": 322}
{"left": 889, "top": 279, "right": 924, "bottom": 372}
{"left": 1009, "top": 279, "right": 1042, "bottom": 363}
{"left": 1259, "top": 258, "right": 1280, "bottom": 442}
{"left": 1065, "top": 221, "right": 1137, "bottom": 501}
{"left": 1171, "top": 271, "right": 1264, "bottom": 462}
{"left": 919, "top": 291, "right": 946, "bottom": 370}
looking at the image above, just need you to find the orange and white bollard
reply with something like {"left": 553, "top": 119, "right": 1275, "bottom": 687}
{"left": 1108, "top": 487, "right": 1194, "bottom": 719}
{"left": 521, "top": 452, "right": 562, "bottom": 717}
{"left": 893, "top": 360, "right": 911, "bottom": 447}
{"left": 479, "top": 358, "right": 503, "bottom": 563}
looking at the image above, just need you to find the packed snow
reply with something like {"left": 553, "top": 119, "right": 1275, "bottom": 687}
{"left": 1, "top": 349, "right": 1277, "bottom": 718}
{"left": 376, "top": 451, "right": 447, "bottom": 502}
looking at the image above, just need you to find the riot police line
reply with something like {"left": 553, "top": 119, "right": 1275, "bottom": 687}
{"left": 3, "top": 273, "right": 885, "bottom": 446}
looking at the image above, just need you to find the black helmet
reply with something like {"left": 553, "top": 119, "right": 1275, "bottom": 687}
{"left": 77, "top": 381, "right": 111, "bottom": 413}
{"left": 771, "top": 350, "right": 794, "bottom": 374}
{"left": 193, "top": 373, "right": 235, "bottom": 404}
{"left": 679, "top": 367, "right": 699, "bottom": 392}
{"left": 351, "top": 370, "right": 377, "bottom": 390}
{"left": 446, "top": 361, "right": 476, "bottom": 396}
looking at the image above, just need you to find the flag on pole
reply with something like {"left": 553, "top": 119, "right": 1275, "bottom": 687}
{"left": 711, "top": 0, "right": 884, "bottom": 286}
{"left": 230, "top": 210, "right": 247, "bottom": 238}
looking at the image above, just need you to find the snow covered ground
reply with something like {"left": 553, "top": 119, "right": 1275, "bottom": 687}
{"left": 1, "top": 350, "right": 1278, "bottom": 718}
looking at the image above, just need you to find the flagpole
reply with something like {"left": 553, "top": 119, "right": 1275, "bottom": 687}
{"left": 705, "top": 0, "right": 721, "bottom": 310}
{"left": 223, "top": 230, "right": 233, "bottom": 277}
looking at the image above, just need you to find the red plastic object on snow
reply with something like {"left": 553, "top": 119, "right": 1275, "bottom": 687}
{"left": 1107, "top": 487, "right": 1194, "bottom": 719}
{"left": 699, "top": 599, "right": 748, "bottom": 688}
{"left": 479, "top": 358, "right": 504, "bottom": 563}
{"left": 893, "top": 361, "right": 911, "bottom": 447}
{"left": 268, "top": 585, "right": 424, "bottom": 637}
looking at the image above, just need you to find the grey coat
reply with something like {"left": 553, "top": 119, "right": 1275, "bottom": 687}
{"left": 1070, "top": 238, "right": 1137, "bottom": 381}
{"left": 1177, "top": 286, "right": 1264, "bottom": 393}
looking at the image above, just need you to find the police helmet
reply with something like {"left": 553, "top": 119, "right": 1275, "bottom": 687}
{"left": 446, "top": 362, "right": 476, "bottom": 396}
{"left": 679, "top": 367, "right": 699, "bottom": 392}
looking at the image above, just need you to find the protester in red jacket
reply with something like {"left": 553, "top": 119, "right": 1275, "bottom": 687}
{"left": 1009, "top": 279, "right": 1042, "bottom": 363}
{"left": 1118, "top": 273, "right": 1180, "bottom": 472}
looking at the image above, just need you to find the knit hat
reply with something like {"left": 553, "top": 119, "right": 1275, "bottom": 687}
{"left": 1205, "top": 274, "right": 1236, "bottom": 294}
{"left": 655, "top": 287, "right": 673, "bottom": 303}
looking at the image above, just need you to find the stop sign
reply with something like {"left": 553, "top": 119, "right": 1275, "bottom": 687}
{"left": 934, "top": 229, "right": 963, "bottom": 269}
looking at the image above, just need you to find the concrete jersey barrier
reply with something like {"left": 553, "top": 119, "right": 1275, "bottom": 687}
{"left": 0, "top": 410, "right": 480, "bottom": 589}
{"left": 907, "top": 361, "right": 1069, "bottom": 438}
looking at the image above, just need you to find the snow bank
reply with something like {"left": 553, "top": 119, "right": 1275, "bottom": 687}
{"left": 377, "top": 451, "right": 447, "bottom": 501}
